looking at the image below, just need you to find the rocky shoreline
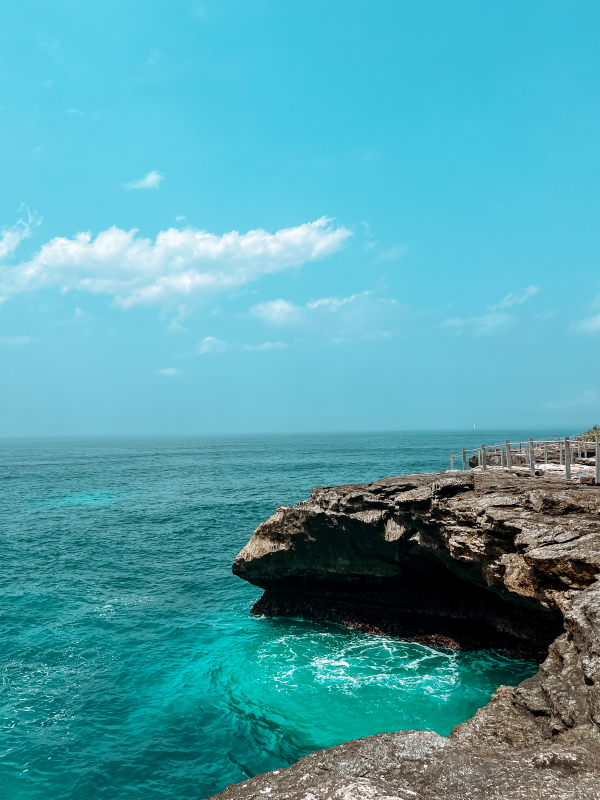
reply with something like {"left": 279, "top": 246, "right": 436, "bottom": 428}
{"left": 210, "top": 471, "right": 600, "bottom": 799}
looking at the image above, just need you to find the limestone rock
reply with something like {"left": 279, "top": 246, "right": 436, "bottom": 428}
{"left": 210, "top": 472, "right": 600, "bottom": 799}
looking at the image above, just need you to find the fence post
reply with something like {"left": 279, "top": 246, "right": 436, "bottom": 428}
{"left": 462, "top": 449, "right": 467, "bottom": 471}
{"left": 529, "top": 438, "right": 535, "bottom": 476}
{"left": 578, "top": 442, "right": 581, "bottom": 459}
{"left": 565, "top": 437, "right": 571, "bottom": 480}
{"left": 544, "top": 442, "right": 548, "bottom": 464}
{"left": 596, "top": 437, "right": 599, "bottom": 486}
{"left": 559, "top": 442, "right": 563, "bottom": 466}
{"left": 500, "top": 448, "right": 504, "bottom": 467}
{"left": 481, "top": 444, "right": 487, "bottom": 471}
{"left": 505, "top": 441, "right": 512, "bottom": 469}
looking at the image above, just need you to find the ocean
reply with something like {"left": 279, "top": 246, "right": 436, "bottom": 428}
{"left": 0, "top": 431, "right": 550, "bottom": 799}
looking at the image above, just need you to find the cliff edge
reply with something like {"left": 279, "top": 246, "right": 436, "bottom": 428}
{"left": 210, "top": 471, "right": 600, "bottom": 799}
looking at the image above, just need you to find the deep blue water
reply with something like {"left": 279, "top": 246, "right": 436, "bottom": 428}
{"left": 0, "top": 431, "right": 552, "bottom": 799}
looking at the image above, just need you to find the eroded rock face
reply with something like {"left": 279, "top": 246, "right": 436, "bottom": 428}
{"left": 210, "top": 472, "right": 600, "bottom": 799}
{"left": 210, "top": 727, "right": 600, "bottom": 799}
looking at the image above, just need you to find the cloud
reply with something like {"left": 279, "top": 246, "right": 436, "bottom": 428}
{"left": 543, "top": 390, "right": 599, "bottom": 411}
{"left": 0, "top": 335, "right": 31, "bottom": 345}
{"left": 488, "top": 285, "right": 539, "bottom": 312}
{"left": 361, "top": 221, "right": 377, "bottom": 252}
{"left": 375, "top": 244, "right": 409, "bottom": 262}
{"left": 196, "top": 336, "right": 228, "bottom": 354}
{"left": 165, "top": 306, "right": 190, "bottom": 332}
{"left": 158, "top": 367, "right": 179, "bottom": 376}
{"left": 243, "top": 341, "right": 287, "bottom": 351}
{"left": 441, "top": 286, "right": 539, "bottom": 336}
{"left": 124, "top": 170, "right": 165, "bottom": 190}
{"left": 569, "top": 292, "right": 600, "bottom": 333}
{"left": 167, "top": 319, "right": 187, "bottom": 332}
{"left": 251, "top": 292, "right": 372, "bottom": 326}
{"left": 67, "top": 108, "right": 84, "bottom": 115}
{"left": 55, "top": 307, "right": 88, "bottom": 326}
{"left": 571, "top": 312, "right": 600, "bottom": 334}
{"left": 196, "top": 337, "right": 287, "bottom": 354}
{"left": 0, "top": 212, "right": 41, "bottom": 261}
{"left": 0, "top": 216, "right": 351, "bottom": 308}
{"left": 251, "top": 299, "right": 300, "bottom": 325}
{"left": 306, "top": 293, "right": 367, "bottom": 310}
{"left": 250, "top": 291, "right": 400, "bottom": 343}
{"left": 441, "top": 311, "right": 511, "bottom": 336}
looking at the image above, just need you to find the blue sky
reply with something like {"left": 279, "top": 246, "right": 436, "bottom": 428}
{"left": 1, "top": 0, "right": 599, "bottom": 435}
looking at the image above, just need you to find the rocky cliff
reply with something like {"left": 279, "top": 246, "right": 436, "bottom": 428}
{"left": 210, "top": 471, "right": 600, "bottom": 799}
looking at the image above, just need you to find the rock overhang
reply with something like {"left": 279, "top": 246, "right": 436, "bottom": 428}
{"left": 212, "top": 471, "right": 600, "bottom": 799}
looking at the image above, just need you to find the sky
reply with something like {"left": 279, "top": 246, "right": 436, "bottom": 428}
{"left": 1, "top": 0, "right": 600, "bottom": 436}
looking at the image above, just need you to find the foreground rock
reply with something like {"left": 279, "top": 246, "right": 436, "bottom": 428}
{"left": 211, "top": 472, "right": 600, "bottom": 799}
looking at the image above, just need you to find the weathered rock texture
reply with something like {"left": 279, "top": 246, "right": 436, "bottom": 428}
{"left": 211, "top": 472, "right": 600, "bottom": 799}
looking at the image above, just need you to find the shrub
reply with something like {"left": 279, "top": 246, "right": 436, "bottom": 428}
{"left": 577, "top": 425, "right": 600, "bottom": 441}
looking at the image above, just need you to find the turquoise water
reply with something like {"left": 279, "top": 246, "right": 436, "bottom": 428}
{"left": 0, "top": 432, "right": 543, "bottom": 799}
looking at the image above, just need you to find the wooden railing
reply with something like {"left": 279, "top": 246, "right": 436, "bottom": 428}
{"left": 450, "top": 435, "right": 600, "bottom": 484}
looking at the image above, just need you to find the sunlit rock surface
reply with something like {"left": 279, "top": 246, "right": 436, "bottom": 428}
{"left": 211, "top": 472, "right": 600, "bottom": 799}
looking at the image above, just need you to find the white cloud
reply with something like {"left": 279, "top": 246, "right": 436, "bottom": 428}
{"left": 158, "top": 367, "right": 179, "bottom": 376}
{"left": 569, "top": 292, "right": 600, "bottom": 333}
{"left": 124, "top": 170, "right": 165, "bottom": 190}
{"left": 361, "top": 221, "right": 377, "bottom": 251}
{"left": 55, "top": 307, "right": 87, "bottom": 326}
{"left": 198, "top": 292, "right": 395, "bottom": 353}
{"left": 543, "top": 390, "right": 599, "bottom": 411}
{"left": 375, "top": 244, "right": 409, "bottom": 262}
{"left": 571, "top": 313, "right": 600, "bottom": 334}
{"left": 176, "top": 215, "right": 186, "bottom": 222}
{"left": 306, "top": 292, "right": 367, "bottom": 310}
{"left": 196, "top": 336, "right": 228, "bottom": 354}
{"left": 0, "top": 216, "right": 351, "bottom": 308}
{"left": 251, "top": 299, "right": 300, "bottom": 325}
{"left": 441, "top": 286, "right": 539, "bottom": 336}
{"left": 196, "top": 337, "right": 286, "bottom": 354}
{"left": 165, "top": 306, "right": 190, "bottom": 332}
{"left": 0, "top": 212, "right": 41, "bottom": 261}
{"left": 67, "top": 108, "right": 84, "bottom": 115}
{"left": 167, "top": 319, "right": 187, "bottom": 332}
{"left": 243, "top": 341, "right": 287, "bottom": 351}
{"left": 441, "top": 311, "right": 511, "bottom": 336}
{"left": 488, "top": 285, "right": 539, "bottom": 311}
{"left": 0, "top": 335, "right": 31, "bottom": 345}
{"left": 251, "top": 292, "right": 372, "bottom": 326}
{"left": 250, "top": 291, "right": 400, "bottom": 343}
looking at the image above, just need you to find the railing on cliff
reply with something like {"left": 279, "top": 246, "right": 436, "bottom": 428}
{"left": 449, "top": 434, "right": 600, "bottom": 484}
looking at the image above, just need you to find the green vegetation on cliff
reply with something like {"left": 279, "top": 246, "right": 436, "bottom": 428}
{"left": 578, "top": 425, "right": 600, "bottom": 440}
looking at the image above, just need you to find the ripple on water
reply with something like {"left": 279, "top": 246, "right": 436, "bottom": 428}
{"left": 27, "top": 491, "right": 120, "bottom": 509}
